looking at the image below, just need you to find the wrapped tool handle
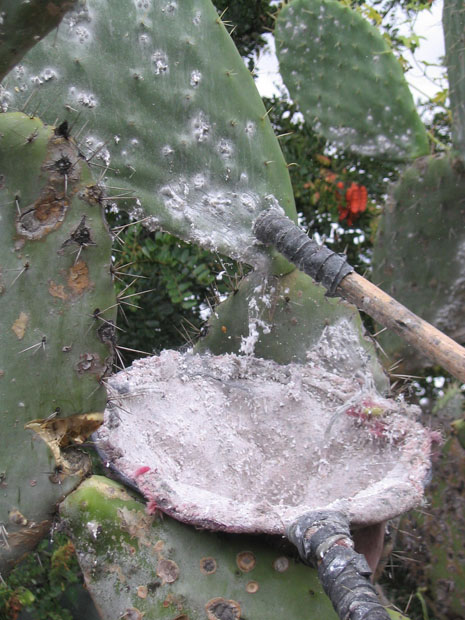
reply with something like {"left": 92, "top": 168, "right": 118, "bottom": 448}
{"left": 254, "top": 208, "right": 465, "bottom": 384}
{"left": 287, "top": 511, "right": 390, "bottom": 620}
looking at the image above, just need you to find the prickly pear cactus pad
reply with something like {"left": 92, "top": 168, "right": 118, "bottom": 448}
{"left": 397, "top": 431, "right": 465, "bottom": 618}
{"left": 60, "top": 476, "right": 339, "bottom": 620}
{"left": 2, "top": 0, "right": 296, "bottom": 265}
{"left": 443, "top": 0, "right": 465, "bottom": 160}
{"left": 196, "top": 268, "right": 388, "bottom": 393}
{"left": 95, "top": 350, "right": 431, "bottom": 535}
{"left": 371, "top": 154, "right": 465, "bottom": 370}
{"left": 275, "top": 0, "right": 429, "bottom": 160}
{"left": 0, "top": 0, "right": 77, "bottom": 81}
{"left": 0, "top": 112, "right": 116, "bottom": 571}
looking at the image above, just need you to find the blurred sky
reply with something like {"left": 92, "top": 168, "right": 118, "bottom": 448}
{"left": 255, "top": 0, "right": 446, "bottom": 108}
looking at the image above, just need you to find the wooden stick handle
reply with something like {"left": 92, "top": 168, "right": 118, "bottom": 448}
{"left": 338, "top": 272, "right": 465, "bottom": 383}
{"left": 254, "top": 209, "right": 465, "bottom": 383}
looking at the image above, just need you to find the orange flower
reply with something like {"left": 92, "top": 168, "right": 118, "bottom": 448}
{"left": 338, "top": 182, "right": 367, "bottom": 226}
{"left": 346, "top": 182, "right": 367, "bottom": 214}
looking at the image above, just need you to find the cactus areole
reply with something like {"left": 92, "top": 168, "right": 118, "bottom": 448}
{"left": 95, "top": 349, "right": 432, "bottom": 536}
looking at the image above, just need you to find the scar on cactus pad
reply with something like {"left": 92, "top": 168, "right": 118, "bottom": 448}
{"left": 0, "top": 111, "right": 115, "bottom": 571}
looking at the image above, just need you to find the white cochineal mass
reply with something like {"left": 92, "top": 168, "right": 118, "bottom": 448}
{"left": 96, "top": 345, "right": 432, "bottom": 536}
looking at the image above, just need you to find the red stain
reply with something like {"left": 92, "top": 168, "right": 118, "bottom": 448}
{"left": 134, "top": 466, "right": 151, "bottom": 477}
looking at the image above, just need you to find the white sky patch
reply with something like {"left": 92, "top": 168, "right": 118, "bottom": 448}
{"left": 402, "top": 1, "right": 446, "bottom": 104}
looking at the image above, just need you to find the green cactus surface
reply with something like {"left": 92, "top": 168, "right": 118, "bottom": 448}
{"left": 0, "top": 111, "right": 116, "bottom": 572}
{"left": 386, "top": 612, "right": 410, "bottom": 620}
{"left": 451, "top": 418, "right": 465, "bottom": 450}
{"left": 196, "top": 268, "right": 388, "bottom": 393}
{"left": 0, "top": 0, "right": 77, "bottom": 81}
{"left": 1, "top": 0, "right": 297, "bottom": 266}
{"left": 60, "top": 475, "right": 339, "bottom": 620}
{"left": 443, "top": 0, "right": 465, "bottom": 160}
{"left": 389, "top": 385, "right": 464, "bottom": 619}
{"left": 275, "top": 0, "right": 429, "bottom": 161}
{"left": 397, "top": 435, "right": 465, "bottom": 619}
{"left": 371, "top": 153, "right": 465, "bottom": 371}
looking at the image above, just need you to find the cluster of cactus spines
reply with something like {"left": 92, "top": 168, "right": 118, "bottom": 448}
{"left": 0, "top": 111, "right": 116, "bottom": 571}
{"left": 371, "top": 154, "right": 465, "bottom": 370}
{"left": 196, "top": 268, "right": 389, "bottom": 393}
{"left": 0, "top": 0, "right": 78, "bottom": 81}
{"left": 60, "top": 476, "right": 338, "bottom": 620}
{"left": 275, "top": 0, "right": 429, "bottom": 161}
{"left": 1, "top": 0, "right": 297, "bottom": 267}
{"left": 443, "top": 0, "right": 465, "bottom": 160}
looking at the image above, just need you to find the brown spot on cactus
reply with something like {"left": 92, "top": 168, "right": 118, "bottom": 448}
{"left": 76, "top": 352, "right": 105, "bottom": 376}
{"left": 200, "top": 556, "right": 217, "bottom": 574}
{"left": 48, "top": 281, "right": 68, "bottom": 300}
{"left": 205, "top": 598, "right": 241, "bottom": 620}
{"left": 136, "top": 585, "right": 148, "bottom": 599}
{"left": 236, "top": 551, "right": 256, "bottom": 572}
{"left": 245, "top": 581, "right": 259, "bottom": 593}
{"left": 67, "top": 260, "right": 92, "bottom": 294}
{"left": 154, "top": 540, "right": 165, "bottom": 555}
{"left": 16, "top": 188, "right": 68, "bottom": 239}
{"left": 156, "top": 558, "right": 180, "bottom": 584}
{"left": 11, "top": 312, "right": 29, "bottom": 339}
